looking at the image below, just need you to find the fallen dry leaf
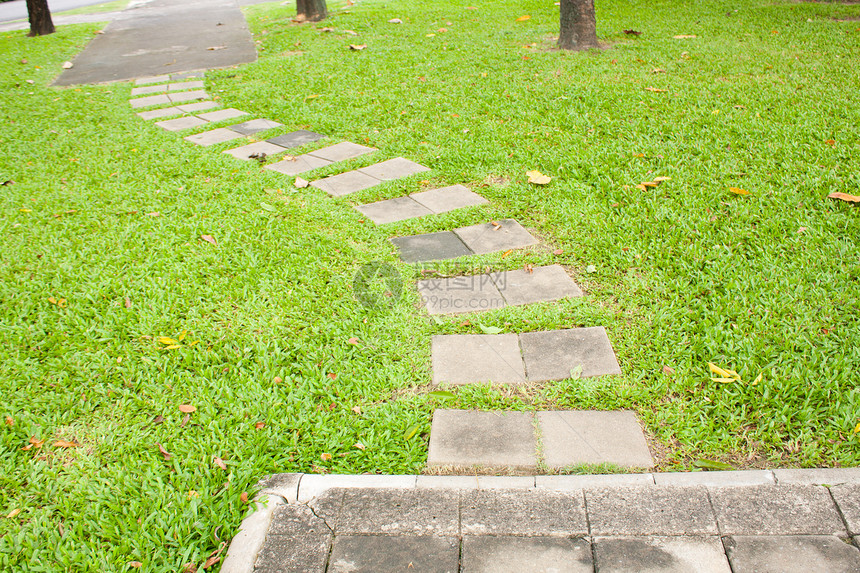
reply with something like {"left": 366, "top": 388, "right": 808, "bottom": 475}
{"left": 516, "top": 15, "right": 531, "bottom": 21}
{"left": 202, "top": 556, "right": 220, "bottom": 570}
{"left": 662, "top": 365, "right": 676, "bottom": 375}
{"left": 254, "top": 421, "right": 265, "bottom": 430}
{"left": 501, "top": 249, "right": 513, "bottom": 259}
{"left": 294, "top": 177, "right": 309, "bottom": 188}
{"left": 206, "top": 45, "right": 226, "bottom": 51}
{"left": 353, "top": 442, "right": 366, "bottom": 451}
{"left": 553, "top": 248, "right": 563, "bottom": 255}
{"left": 213, "top": 456, "right": 227, "bottom": 470}
{"left": 62, "top": 61, "right": 73, "bottom": 69}
{"left": 673, "top": 34, "right": 697, "bottom": 39}
{"left": 526, "top": 170, "right": 551, "bottom": 185}
{"left": 828, "top": 192, "right": 860, "bottom": 203}
{"left": 128, "top": 562, "right": 142, "bottom": 569}
{"left": 200, "top": 234, "right": 217, "bottom": 245}
{"left": 320, "top": 452, "right": 333, "bottom": 462}
{"left": 6, "top": 508, "right": 21, "bottom": 519}
{"left": 729, "top": 187, "right": 750, "bottom": 196}
{"left": 388, "top": 18, "right": 402, "bottom": 24}
{"left": 5, "top": 416, "right": 12, "bottom": 426}
{"left": 156, "top": 442, "right": 171, "bottom": 461}
{"left": 182, "top": 563, "right": 198, "bottom": 573}
{"left": 653, "top": 176, "right": 671, "bottom": 183}
{"left": 53, "top": 440, "right": 79, "bottom": 448}
{"left": 180, "top": 414, "right": 190, "bottom": 428}
{"left": 347, "top": 337, "right": 359, "bottom": 345}
{"left": 349, "top": 44, "right": 367, "bottom": 50}
{"left": 824, "top": 139, "right": 836, "bottom": 146}
{"left": 178, "top": 404, "right": 196, "bottom": 413}
{"left": 624, "top": 29, "right": 642, "bottom": 35}
{"left": 351, "top": 406, "right": 362, "bottom": 414}
{"left": 644, "top": 87, "right": 667, "bottom": 93}
{"left": 144, "top": 211, "right": 160, "bottom": 217}
{"left": 124, "top": 297, "right": 132, "bottom": 308}
{"left": 328, "top": 373, "right": 337, "bottom": 380}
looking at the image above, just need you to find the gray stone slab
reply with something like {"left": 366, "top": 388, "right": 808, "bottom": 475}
{"left": 427, "top": 409, "right": 537, "bottom": 470}
{"left": 454, "top": 218, "right": 539, "bottom": 255}
{"left": 311, "top": 170, "right": 381, "bottom": 197}
{"left": 594, "top": 536, "right": 732, "bottom": 573}
{"left": 223, "top": 141, "right": 286, "bottom": 161}
{"left": 492, "top": 264, "right": 583, "bottom": 306}
{"left": 154, "top": 116, "right": 208, "bottom": 131}
{"left": 415, "top": 475, "right": 482, "bottom": 490}
{"left": 520, "top": 327, "right": 622, "bottom": 381}
{"left": 536, "top": 474, "right": 656, "bottom": 490}
{"left": 538, "top": 410, "right": 654, "bottom": 469}
{"left": 131, "top": 84, "right": 167, "bottom": 96}
{"left": 724, "top": 535, "right": 860, "bottom": 573}
{"left": 307, "top": 142, "right": 376, "bottom": 162}
{"left": 228, "top": 118, "right": 282, "bottom": 135}
{"left": 461, "top": 489, "right": 588, "bottom": 536}
{"left": 587, "top": 486, "right": 718, "bottom": 535}
{"left": 135, "top": 75, "right": 170, "bottom": 85}
{"left": 171, "top": 71, "right": 205, "bottom": 80}
{"left": 390, "top": 231, "right": 472, "bottom": 262}
{"left": 167, "top": 89, "right": 209, "bottom": 103}
{"left": 355, "top": 196, "right": 433, "bottom": 225}
{"left": 221, "top": 496, "right": 284, "bottom": 573}
{"left": 264, "top": 154, "right": 332, "bottom": 176}
{"left": 711, "top": 485, "right": 846, "bottom": 535}
{"left": 411, "top": 184, "right": 488, "bottom": 214}
{"left": 358, "top": 157, "right": 431, "bottom": 180}
{"left": 184, "top": 127, "right": 245, "bottom": 147}
{"left": 655, "top": 470, "right": 775, "bottom": 487}
{"left": 175, "top": 101, "right": 219, "bottom": 113}
{"left": 417, "top": 274, "right": 505, "bottom": 315}
{"left": 129, "top": 94, "right": 171, "bottom": 108}
{"left": 297, "top": 475, "right": 417, "bottom": 503}
{"left": 328, "top": 535, "right": 459, "bottom": 573}
{"left": 774, "top": 467, "right": 860, "bottom": 485}
{"left": 136, "top": 107, "right": 184, "bottom": 120}
{"left": 167, "top": 80, "right": 205, "bottom": 91}
{"left": 335, "top": 488, "right": 459, "bottom": 535}
{"left": 256, "top": 473, "right": 302, "bottom": 503}
{"left": 831, "top": 484, "right": 860, "bottom": 534}
{"left": 462, "top": 536, "right": 593, "bottom": 573}
{"left": 196, "top": 108, "right": 248, "bottom": 122}
{"left": 254, "top": 504, "right": 332, "bottom": 573}
{"left": 431, "top": 334, "right": 526, "bottom": 385}
{"left": 266, "top": 130, "right": 326, "bottom": 149}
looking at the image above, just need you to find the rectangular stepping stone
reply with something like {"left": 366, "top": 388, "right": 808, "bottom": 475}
{"left": 171, "top": 71, "right": 204, "bottom": 80}
{"left": 131, "top": 84, "right": 166, "bottom": 96}
{"left": 336, "top": 489, "right": 459, "bottom": 536}
{"left": 537, "top": 411, "right": 654, "bottom": 469}
{"left": 167, "top": 89, "right": 209, "bottom": 103}
{"left": 175, "top": 101, "right": 219, "bottom": 113}
{"left": 311, "top": 170, "right": 381, "bottom": 196}
{"left": 224, "top": 141, "right": 287, "bottom": 161}
{"left": 196, "top": 108, "right": 247, "bottom": 122}
{"left": 358, "top": 157, "right": 430, "bottom": 180}
{"left": 391, "top": 231, "right": 472, "bottom": 263}
{"left": 355, "top": 196, "right": 432, "bottom": 225}
{"left": 134, "top": 74, "right": 169, "bottom": 85}
{"left": 184, "top": 127, "right": 244, "bottom": 147}
{"left": 154, "top": 116, "right": 208, "bottom": 132}
{"left": 454, "top": 218, "right": 539, "bottom": 255}
{"left": 328, "top": 535, "right": 459, "bottom": 573}
{"left": 462, "top": 536, "right": 593, "bottom": 573}
{"left": 167, "top": 80, "right": 204, "bottom": 91}
{"left": 129, "top": 94, "right": 171, "bottom": 108}
{"left": 307, "top": 142, "right": 376, "bottom": 162}
{"left": 594, "top": 537, "right": 732, "bottom": 573}
{"left": 229, "top": 118, "right": 282, "bottom": 135}
{"left": 136, "top": 107, "right": 184, "bottom": 120}
{"left": 460, "top": 490, "right": 588, "bottom": 536}
{"left": 710, "top": 485, "right": 846, "bottom": 535}
{"left": 411, "top": 184, "right": 489, "bottom": 214}
{"left": 427, "top": 409, "right": 537, "bottom": 469}
{"left": 724, "top": 535, "right": 860, "bottom": 573}
{"left": 254, "top": 504, "right": 332, "bottom": 573}
{"left": 431, "top": 334, "right": 526, "bottom": 385}
{"left": 586, "top": 487, "right": 718, "bottom": 535}
{"left": 264, "top": 154, "right": 332, "bottom": 176}
{"left": 357, "top": 185, "right": 488, "bottom": 225}
{"left": 266, "top": 130, "right": 326, "bottom": 149}
{"left": 520, "top": 327, "right": 622, "bottom": 381}
{"left": 492, "top": 264, "right": 582, "bottom": 306}
{"left": 417, "top": 275, "right": 505, "bottom": 315}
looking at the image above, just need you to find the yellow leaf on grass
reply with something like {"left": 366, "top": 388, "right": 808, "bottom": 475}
{"left": 516, "top": 15, "right": 531, "bottom": 21}
{"left": 163, "top": 344, "right": 181, "bottom": 350}
{"left": 673, "top": 34, "right": 697, "bottom": 39}
{"left": 19, "top": 208, "right": 32, "bottom": 213}
{"left": 635, "top": 184, "right": 648, "bottom": 191}
{"left": 708, "top": 362, "right": 732, "bottom": 378}
{"left": 526, "top": 170, "right": 551, "bottom": 185}
{"left": 729, "top": 187, "right": 750, "bottom": 195}
{"left": 6, "top": 508, "right": 21, "bottom": 519}
{"left": 641, "top": 181, "right": 658, "bottom": 188}
{"left": 711, "top": 377, "right": 737, "bottom": 384}
{"left": 644, "top": 87, "right": 667, "bottom": 93}
{"left": 320, "top": 452, "right": 332, "bottom": 462}
{"left": 828, "top": 192, "right": 860, "bottom": 203}
{"left": 854, "top": 422, "right": 860, "bottom": 434}
{"left": 177, "top": 330, "right": 188, "bottom": 342}
{"left": 158, "top": 337, "right": 179, "bottom": 346}
{"left": 653, "top": 176, "right": 672, "bottom": 183}
{"left": 752, "top": 373, "right": 762, "bottom": 386}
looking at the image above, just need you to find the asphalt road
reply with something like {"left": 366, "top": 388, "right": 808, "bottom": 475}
{"left": 0, "top": 0, "right": 118, "bottom": 23}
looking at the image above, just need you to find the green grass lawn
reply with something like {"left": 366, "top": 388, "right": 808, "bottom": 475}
{"left": 1, "top": 0, "right": 859, "bottom": 569}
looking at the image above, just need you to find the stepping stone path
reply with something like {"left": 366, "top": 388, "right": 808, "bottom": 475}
{"left": 311, "top": 157, "right": 430, "bottom": 196}
{"left": 265, "top": 142, "right": 376, "bottom": 176}
{"left": 392, "top": 219, "right": 539, "bottom": 263}
{"left": 356, "top": 184, "right": 488, "bottom": 224}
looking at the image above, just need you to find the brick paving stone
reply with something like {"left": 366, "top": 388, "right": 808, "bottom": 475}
{"left": 307, "top": 141, "right": 376, "bottom": 162}
{"left": 461, "top": 489, "right": 588, "bottom": 536}
{"left": 223, "top": 141, "right": 286, "bottom": 161}
{"left": 462, "top": 536, "right": 593, "bottom": 573}
{"left": 129, "top": 93, "right": 171, "bottom": 108}
{"left": 431, "top": 334, "right": 526, "bottom": 385}
{"left": 154, "top": 116, "right": 208, "bottom": 131}
{"left": 335, "top": 488, "right": 459, "bottom": 536}
{"left": 710, "top": 485, "right": 846, "bottom": 535}
{"left": 184, "top": 127, "right": 244, "bottom": 147}
{"left": 587, "top": 486, "right": 718, "bottom": 535}
{"left": 831, "top": 484, "right": 860, "bottom": 534}
{"left": 264, "top": 154, "right": 332, "bottom": 176}
{"left": 136, "top": 107, "right": 184, "bottom": 120}
{"left": 723, "top": 535, "right": 860, "bottom": 573}
{"left": 311, "top": 170, "right": 381, "bottom": 197}
{"left": 454, "top": 219, "right": 539, "bottom": 255}
{"left": 389, "top": 231, "right": 471, "bottom": 262}
{"left": 134, "top": 74, "right": 169, "bottom": 85}
{"left": 593, "top": 536, "right": 732, "bottom": 573}
{"left": 427, "top": 409, "right": 537, "bottom": 470}
{"left": 410, "top": 184, "right": 488, "bottom": 214}
{"left": 228, "top": 118, "right": 282, "bottom": 135}
{"left": 196, "top": 108, "right": 248, "bottom": 122}
{"left": 167, "top": 80, "right": 204, "bottom": 91}
{"left": 175, "top": 101, "right": 219, "bottom": 113}
{"left": 358, "top": 157, "right": 430, "bottom": 180}
{"left": 266, "top": 130, "right": 326, "bottom": 149}
{"left": 417, "top": 274, "right": 505, "bottom": 315}
{"left": 131, "top": 84, "right": 166, "bottom": 96}
{"left": 492, "top": 264, "right": 582, "bottom": 306}
{"left": 328, "top": 535, "right": 459, "bottom": 573}
{"left": 537, "top": 410, "right": 654, "bottom": 469}
{"left": 253, "top": 504, "right": 332, "bottom": 573}
{"left": 167, "top": 89, "right": 208, "bottom": 103}
{"left": 355, "top": 196, "right": 432, "bottom": 225}
{"left": 520, "top": 327, "right": 622, "bottom": 381}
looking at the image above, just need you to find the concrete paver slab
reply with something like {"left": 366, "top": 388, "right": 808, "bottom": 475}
{"left": 537, "top": 410, "right": 654, "bottom": 469}
{"left": 328, "top": 535, "right": 459, "bottom": 573}
{"left": 223, "top": 141, "right": 286, "bottom": 161}
{"left": 154, "top": 116, "right": 208, "bottom": 131}
{"left": 411, "top": 184, "right": 488, "bottom": 214}
{"left": 136, "top": 107, "right": 184, "bottom": 120}
{"left": 536, "top": 474, "right": 656, "bottom": 490}
{"left": 129, "top": 94, "right": 171, "bottom": 108}
{"left": 172, "top": 71, "right": 205, "bottom": 80}
{"left": 311, "top": 170, "right": 381, "bottom": 197}
{"left": 134, "top": 75, "right": 169, "bottom": 85}
{"left": 774, "top": 467, "right": 860, "bottom": 485}
{"left": 297, "top": 475, "right": 416, "bottom": 503}
{"left": 427, "top": 409, "right": 537, "bottom": 470}
{"left": 358, "top": 157, "right": 430, "bottom": 180}
{"left": 335, "top": 488, "right": 459, "bottom": 536}
{"left": 723, "top": 535, "right": 860, "bottom": 573}
{"left": 710, "top": 485, "right": 846, "bottom": 535}
{"left": 265, "top": 154, "right": 332, "bottom": 176}
{"left": 461, "top": 489, "right": 587, "bottom": 536}
{"left": 593, "top": 536, "right": 732, "bottom": 573}
{"left": 229, "top": 118, "right": 282, "bottom": 135}
{"left": 431, "top": 334, "right": 526, "bottom": 385}
{"left": 184, "top": 127, "right": 244, "bottom": 147}
{"left": 831, "top": 484, "right": 860, "bottom": 534}
{"left": 167, "top": 80, "right": 205, "bottom": 91}
{"left": 266, "top": 130, "right": 326, "bottom": 149}
{"left": 520, "top": 327, "right": 622, "bottom": 381}
{"left": 253, "top": 504, "right": 332, "bottom": 573}
{"left": 454, "top": 218, "right": 539, "bottom": 255}
{"left": 417, "top": 275, "right": 505, "bottom": 315}
{"left": 167, "top": 89, "right": 209, "bottom": 103}
{"left": 390, "top": 231, "right": 472, "bottom": 262}
{"left": 308, "top": 142, "right": 376, "bottom": 162}
{"left": 654, "top": 470, "right": 775, "bottom": 487}
{"left": 355, "top": 196, "right": 433, "bottom": 225}
{"left": 196, "top": 108, "right": 248, "bottom": 122}
{"left": 175, "top": 101, "right": 219, "bottom": 113}
{"left": 492, "top": 264, "right": 582, "bottom": 306}
{"left": 587, "top": 486, "right": 718, "bottom": 535}
{"left": 462, "top": 536, "right": 593, "bottom": 573}
{"left": 131, "top": 84, "right": 166, "bottom": 96}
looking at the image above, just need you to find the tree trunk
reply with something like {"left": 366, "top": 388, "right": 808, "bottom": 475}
{"left": 296, "top": 0, "right": 327, "bottom": 22}
{"left": 558, "top": 0, "right": 598, "bottom": 51}
{"left": 26, "top": 0, "right": 55, "bottom": 37}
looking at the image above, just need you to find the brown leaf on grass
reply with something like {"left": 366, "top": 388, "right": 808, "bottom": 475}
{"left": 180, "top": 414, "right": 190, "bottom": 428}
{"left": 213, "top": 456, "right": 227, "bottom": 470}
{"left": 144, "top": 211, "right": 160, "bottom": 217}
{"left": 6, "top": 508, "right": 21, "bottom": 519}
{"left": 254, "top": 421, "right": 265, "bottom": 430}
{"left": 178, "top": 404, "right": 196, "bottom": 413}
{"left": 53, "top": 440, "right": 80, "bottom": 448}
{"left": 328, "top": 373, "right": 337, "bottom": 380}
{"left": 347, "top": 337, "right": 359, "bottom": 345}
{"left": 156, "top": 442, "right": 171, "bottom": 461}
{"left": 23, "top": 436, "right": 45, "bottom": 451}
{"left": 349, "top": 44, "right": 367, "bottom": 51}
{"left": 294, "top": 177, "right": 309, "bottom": 189}
{"left": 673, "top": 34, "right": 697, "bottom": 39}
{"left": 644, "top": 87, "right": 667, "bottom": 93}
{"left": 5, "top": 416, "right": 12, "bottom": 426}
{"left": 273, "top": 376, "right": 283, "bottom": 384}
{"left": 128, "top": 562, "right": 143, "bottom": 569}
{"left": 353, "top": 442, "right": 366, "bottom": 451}
{"left": 524, "top": 264, "right": 534, "bottom": 273}
{"left": 825, "top": 139, "right": 836, "bottom": 146}
{"left": 501, "top": 249, "right": 513, "bottom": 259}
{"left": 182, "top": 563, "right": 198, "bottom": 573}
{"left": 553, "top": 248, "right": 563, "bottom": 255}
{"left": 828, "top": 192, "right": 860, "bottom": 203}
{"left": 623, "top": 29, "right": 642, "bottom": 35}
{"left": 151, "top": 415, "right": 164, "bottom": 425}
{"left": 351, "top": 406, "right": 362, "bottom": 414}
{"left": 320, "top": 453, "right": 333, "bottom": 462}
{"left": 662, "top": 365, "right": 676, "bottom": 375}
{"left": 240, "top": 492, "right": 249, "bottom": 503}
{"left": 124, "top": 297, "right": 132, "bottom": 308}
{"left": 200, "top": 235, "right": 217, "bottom": 245}
{"left": 202, "top": 556, "right": 220, "bottom": 569}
